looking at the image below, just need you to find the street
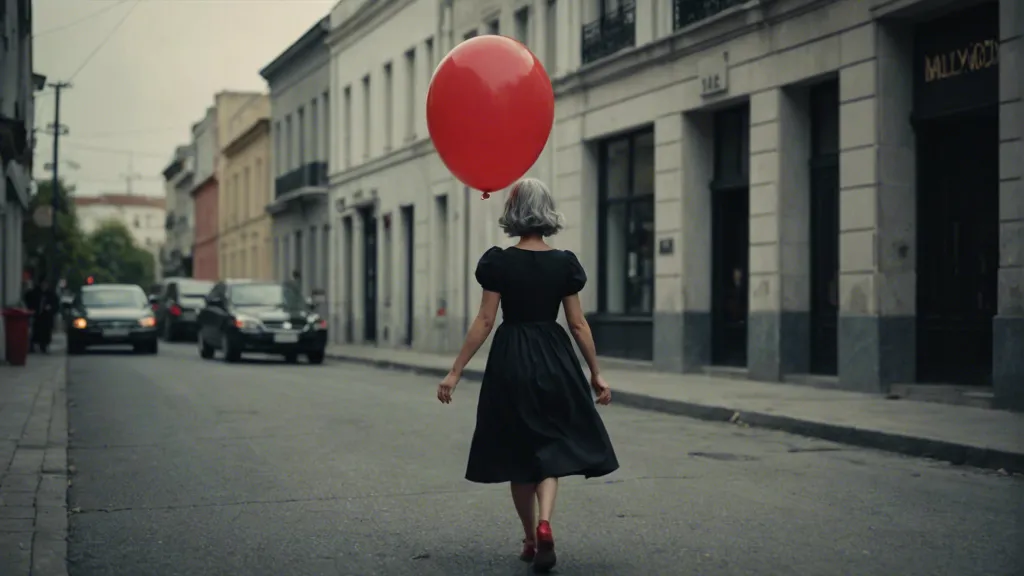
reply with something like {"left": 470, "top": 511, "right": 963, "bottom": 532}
{"left": 64, "top": 344, "right": 1021, "bottom": 576}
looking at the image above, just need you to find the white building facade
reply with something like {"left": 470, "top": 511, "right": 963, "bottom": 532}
{"left": 160, "top": 144, "right": 196, "bottom": 278}
{"left": 262, "top": 17, "right": 333, "bottom": 299}
{"left": 74, "top": 194, "right": 168, "bottom": 280}
{"left": 327, "top": 0, "right": 1023, "bottom": 410}
{"left": 0, "top": 0, "right": 42, "bottom": 361}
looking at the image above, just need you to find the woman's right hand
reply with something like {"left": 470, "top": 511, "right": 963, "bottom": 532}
{"left": 591, "top": 374, "right": 612, "bottom": 405}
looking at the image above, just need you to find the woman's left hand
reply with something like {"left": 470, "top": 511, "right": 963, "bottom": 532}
{"left": 437, "top": 371, "right": 460, "bottom": 404}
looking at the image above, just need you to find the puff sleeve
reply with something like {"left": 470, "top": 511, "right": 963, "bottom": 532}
{"left": 475, "top": 246, "right": 503, "bottom": 292}
{"left": 564, "top": 250, "right": 587, "bottom": 296}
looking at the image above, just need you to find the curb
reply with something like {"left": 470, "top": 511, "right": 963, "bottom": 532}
{"left": 327, "top": 352, "right": 1024, "bottom": 474}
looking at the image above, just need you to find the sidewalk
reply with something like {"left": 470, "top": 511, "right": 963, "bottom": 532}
{"left": 326, "top": 343, "right": 1024, "bottom": 474}
{"left": 0, "top": 336, "right": 69, "bottom": 576}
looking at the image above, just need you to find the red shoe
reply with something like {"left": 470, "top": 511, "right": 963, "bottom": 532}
{"left": 520, "top": 539, "right": 536, "bottom": 562}
{"left": 534, "top": 521, "right": 556, "bottom": 572}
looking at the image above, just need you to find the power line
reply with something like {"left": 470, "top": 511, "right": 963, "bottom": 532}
{"left": 57, "top": 125, "right": 183, "bottom": 138}
{"left": 68, "top": 0, "right": 140, "bottom": 81}
{"left": 61, "top": 141, "right": 167, "bottom": 159}
{"left": 33, "top": 0, "right": 133, "bottom": 38}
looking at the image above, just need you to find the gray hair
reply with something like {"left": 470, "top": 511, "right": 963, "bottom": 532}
{"left": 497, "top": 178, "right": 565, "bottom": 237}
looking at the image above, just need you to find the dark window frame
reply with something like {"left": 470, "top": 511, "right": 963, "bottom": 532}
{"left": 596, "top": 126, "right": 655, "bottom": 317}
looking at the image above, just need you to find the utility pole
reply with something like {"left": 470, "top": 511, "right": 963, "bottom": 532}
{"left": 120, "top": 152, "right": 142, "bottom": 195}
{"left": 46, "top": 81, "right": 72, "bottom": 287}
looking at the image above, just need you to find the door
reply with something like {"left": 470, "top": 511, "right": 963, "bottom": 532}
{"left": 362, "top": 207, "right": 378, "bottom": 343}
{"left": 710, "top": 105, "right": 750, "bottom": 367}
{"left": 915, "top": 106, "right": 999, "bottom": 385}
{"left": 809, "top": 80, "right": 840, "bottom": 375}
{"left": 402, "top": 205, "right": 415, "bottom": 346}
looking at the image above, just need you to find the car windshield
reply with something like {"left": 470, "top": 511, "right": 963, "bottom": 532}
{"left": 230, "top": 284, "right": 303, "bottom": 307}
{"left": 177, "top": 280, "right": 213, "bottom": 298}
{"left": 81, "top": 288, "right": 147, "bottom": 308}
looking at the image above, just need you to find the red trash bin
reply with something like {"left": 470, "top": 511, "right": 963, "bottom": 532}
{"left": 2, "top": 307, "right": 32, "bottom": 366}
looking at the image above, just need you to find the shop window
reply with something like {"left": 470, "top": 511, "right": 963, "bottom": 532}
{"left": 598, "top": 129, "right": 654, "bottom": 316}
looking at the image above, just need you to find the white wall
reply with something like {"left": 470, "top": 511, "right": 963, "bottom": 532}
{"left": 192, "top": 107, "right": 218, "bottom": 185}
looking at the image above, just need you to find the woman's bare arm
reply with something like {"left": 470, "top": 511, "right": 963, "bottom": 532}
{"left": 562, "top": 294, "right": 600, "bottom": 377}
{"left": 449, "top": 290, "right": 501, "bottom": 376}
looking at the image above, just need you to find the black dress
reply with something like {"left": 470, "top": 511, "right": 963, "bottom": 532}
{"left": 465, "top": 246, "right": 620, "bottom": 484}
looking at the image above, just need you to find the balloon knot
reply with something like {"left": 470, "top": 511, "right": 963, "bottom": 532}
{"left": 481, "top": 192, "right": 491, "bottom": 200}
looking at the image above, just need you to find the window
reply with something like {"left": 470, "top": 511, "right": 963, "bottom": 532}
{"left": 243, "top": 166, "right": 251, "bottom": 219}
{"left": 383, "top": 62, "right": 394, "bottom": 150}
{"left": 361, "top": 75, "right": 371, "bottom": 157}
{"left": 486, "top": 18, "right": 500, "bottom": 35}
{"left": 598, "top": 130, "right": 654, "bottom": 316}
{"left": 545, "top": 0, "right": 557, "bottom": 72}
{"left": 464, "top": 29, "right": 478, "bottom": 41}
{"left": 274, "top": 121, "right": 281, "bottom": 175}
{"left": 285, "top": 114, "right": 293, "bottom": 170}
{"left": 322, "top": 91, "right": 330, "bottom": 161}
{"left": 384, "top": 212, "right": 393, "bottom": 304}
{"left": 310, "top": 98, "right": 319, "bottom": 161}
{"left": 344, "top": 85, "right": 352, "bottom": 167}
{"left": 514, "top": 7, "right": 530, "bottom": 46}
{"left": 425, "top": 37, "right": 434, "bottom": 71}
{"left": 404, "top": 49, "right": 416, "bottom": 140}
{"left": 297, "top": 106, "right": 306, "bottom": 165}
{"left": 255, "top": 158, "right": 264, "bottom": 204}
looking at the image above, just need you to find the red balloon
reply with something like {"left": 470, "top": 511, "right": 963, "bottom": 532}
{"left": 427, "top": 36, "right": 554, "bottom": 197}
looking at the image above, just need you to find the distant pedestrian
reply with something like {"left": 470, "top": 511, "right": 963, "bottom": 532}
{"left": 24, "top": 278, "right": 58, "bottom": 354}
{"left": 436, "top": 178, "right": 617, "bottom": 573}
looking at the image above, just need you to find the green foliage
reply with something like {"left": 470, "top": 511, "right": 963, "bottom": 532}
{"left": 85, "top": 220, "right": 155, "bottom": 289}
{"left": 22, "top": 179, "right": 95, "bottom": 289}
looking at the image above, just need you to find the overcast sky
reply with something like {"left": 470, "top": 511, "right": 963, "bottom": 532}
{"left": 33, "top": 0, "right": 333, "bottom": 198}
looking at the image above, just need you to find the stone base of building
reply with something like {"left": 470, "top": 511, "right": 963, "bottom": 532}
{"left": 993, "top": 315, "right": 1024, "bottom": 412}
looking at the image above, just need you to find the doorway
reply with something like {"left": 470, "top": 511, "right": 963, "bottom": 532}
{"left": 361, "top": 206, "right": 378, "bottom": 343}
{"left": 401, "top": 205, "right": 415, "bottom": 347}
{"left": 710, "top": 105, "right": 750, "bottom": 367}
{"left": 343, "top": 217, "right": 354, "bottom": 343}
{"left": 809, "top": 80, "right": 840, "bottom": 375}
{"left": 915, "top": 106, "right": 998, "bottom": 385}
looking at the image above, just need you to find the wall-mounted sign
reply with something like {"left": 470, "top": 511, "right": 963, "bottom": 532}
{"left": 658, "top": 237, "right": 674, "bottom": 255}
{"left": 698, "top": 52, "right": 728, "bottom": 98}
{"left": 913, "top": 3, "right": 999, "bottom": 119}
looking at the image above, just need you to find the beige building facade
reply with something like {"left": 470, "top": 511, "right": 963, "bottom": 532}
{"left": 218, "top": 92, "right": 273, "bottom": 280}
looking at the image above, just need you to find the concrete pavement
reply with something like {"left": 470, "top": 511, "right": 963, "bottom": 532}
{"left": 62, "top": 342, "right": 1021, "bottom": 575}
{"left": 0, "top": 336, "right": 70, "bottom": 576}
{"left": 326, "top": 344, "right": 1024, "bottom": 474}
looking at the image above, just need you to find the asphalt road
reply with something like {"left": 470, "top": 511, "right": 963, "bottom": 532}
{"left": 65, "top": 343, "right": 1023, "bottom": 576}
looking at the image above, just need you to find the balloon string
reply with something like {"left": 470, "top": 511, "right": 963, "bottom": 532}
{"left": 481, "top": 192, "right": 491, "bottom": 200}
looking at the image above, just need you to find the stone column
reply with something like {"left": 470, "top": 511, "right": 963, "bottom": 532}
{"left": 746, "top": 88, "right": 812, "bottom": 381}
{"left": 634, "top": 0, "right": 655, "bottom": 46}
{"left": 994, "top": 0, "right": 1024, "bottom": 410}
{"left": 652, "top": 112, "right": 713, "bottom": 371}
{"left": 837, "top": 21, "right": 916, "bottom": 393}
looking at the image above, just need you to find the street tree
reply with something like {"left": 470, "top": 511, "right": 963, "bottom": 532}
{"left": 85, "top": 220, "right": 155, "bottom": 288}
{"left": 22, "top": 179, "right": 95, "bottom": 289}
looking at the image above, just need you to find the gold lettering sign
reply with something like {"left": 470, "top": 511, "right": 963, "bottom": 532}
{"left": 924, "top": 39, "right": 999, "bottom": 83}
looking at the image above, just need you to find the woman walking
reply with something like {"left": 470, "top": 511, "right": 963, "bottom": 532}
{"left": 437, "top": 178, "right": 619, "bottom": 573}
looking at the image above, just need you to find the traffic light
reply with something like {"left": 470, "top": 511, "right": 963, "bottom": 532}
{"left": 86, "top": 276, "right": 94, "bottom": 285}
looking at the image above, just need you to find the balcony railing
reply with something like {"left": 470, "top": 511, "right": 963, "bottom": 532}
{"left": 275, "top": 161, "right": 328, "bottom": 198}
{"left": 673, "top": 0, "right": 748, "bottom": 31}
{"left": 581, "top": 0, "right": 636, "bottom": 66}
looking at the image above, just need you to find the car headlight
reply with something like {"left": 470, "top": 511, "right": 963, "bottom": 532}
{"left": 233, "top": 315, "right": 262, "bottom": 330}
{"left": 72, "top": 318, "right": 87, "bottom": 330}
{"left": 138, "top": 316, "right": 156, "bottom": 328}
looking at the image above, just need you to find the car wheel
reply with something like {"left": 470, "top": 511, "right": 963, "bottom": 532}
{"left": 67, "top": 341, "right": 83, "bottom": 355}
{"left": 198, "top": 333, "right": 214, "bottom": 359}
{"left": 306, "top": 350, "right": 325, "bottom": 365}
{"left": 148, "top": 339, "right": 159, "bottom": 354}
{"left": 223, "top": 338, "right": 241, "bottom": 363}
{"left": 283, "top": 352, "right": 299, "bottom": 364}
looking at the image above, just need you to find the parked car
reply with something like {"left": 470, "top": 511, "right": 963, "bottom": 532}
{"left": 196, "top": 279, "right": 327, "bottom": 364}
{"left": 67, "top": 284, "right": 159, "bottom": 355}
{"left": 151, "top": 277, "right": 214, "bottom": 341}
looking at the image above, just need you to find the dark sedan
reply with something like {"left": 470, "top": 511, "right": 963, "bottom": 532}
{"left": 196, "top": 280, "right": 327, "bottom": 364}
{"left": 67, "top": 284, "right": 159, "bottom": 355}
{"left": 152, "top": 278, "right": 214, "bottom": 341}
